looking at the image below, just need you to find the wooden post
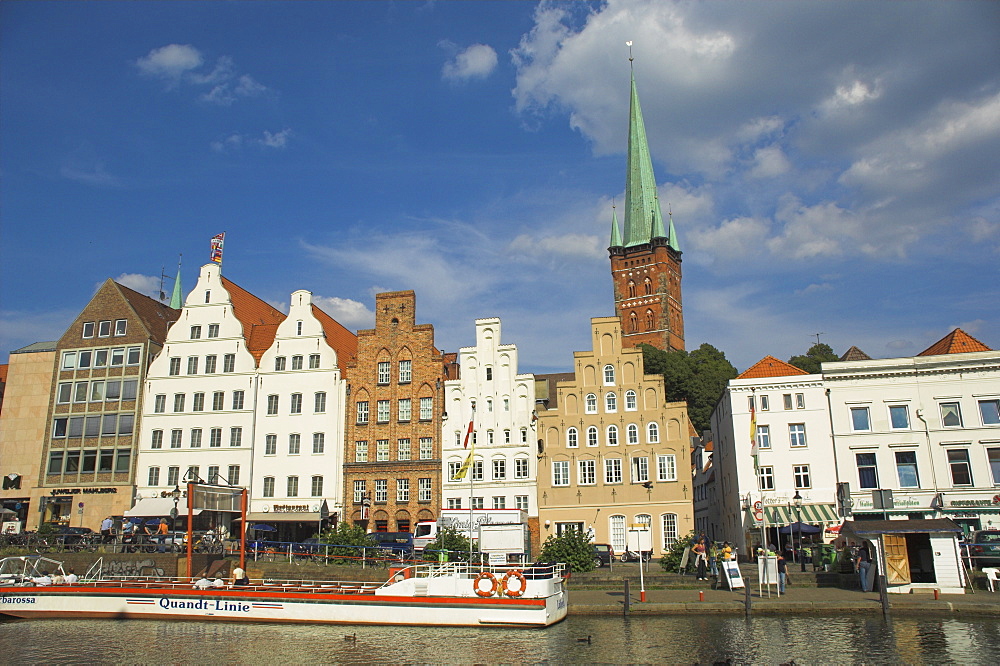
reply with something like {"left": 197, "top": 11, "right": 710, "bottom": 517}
{"left": 878, "top": 574, "right": 890, "bottom": 617}
{"left": 744, "top": 579, "right": 752, "bottom": 617}
{"left": 624, "top": 578, "right": 631, "bottom": 615}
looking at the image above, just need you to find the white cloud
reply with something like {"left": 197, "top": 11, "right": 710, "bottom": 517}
{"left": 442, "top": 43, "right": 499, "bottom": 81}
{"left": 111, "top": 273, "right": 162, "bottom": 299}
{"left": 748, "top": 145, "right": 790, "bottom": 179}
{"left": 0, "top": 309, "right": 76, "bottom": 358}
{"left": 313, "top": 296, "right": 374, "bottom": 330}
{"left": 59, "top": 163, "right": 122, "bottom": 188}
{"left": 507, "top": 233, "right": 603, "bottom": 260}
{"left": 211, "top": 129, "right": 292, "bottom": 152}
{"left": 136, "top": 44, "right": 203, "bottom": 82}
{"left": 136, "top": 45, "right": 269, "bottom": 104}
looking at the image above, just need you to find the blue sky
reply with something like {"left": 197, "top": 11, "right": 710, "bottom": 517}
{"left": 2, "top": 0, "right": 998, "bottom": 373}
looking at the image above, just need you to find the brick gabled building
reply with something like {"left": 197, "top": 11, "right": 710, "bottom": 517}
{"left": 344, "top": 291, "right": 453, "bottom": 533}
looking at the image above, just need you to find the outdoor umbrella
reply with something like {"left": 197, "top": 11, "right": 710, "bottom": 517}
{"left": 250, "top": 524, "right": 276, "bottom": 531}
{"left": 778, "top": 521, "right": 822, "bottom": 535}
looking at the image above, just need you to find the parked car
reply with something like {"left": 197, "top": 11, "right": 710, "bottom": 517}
{"left": 965, "top": 530, "right": 1000, "bottom": 568}
{"left": 368, "top": 532, "right": 414, "bottom": 556}
{"left": 54, "top": 526, "right": 94, "bottom": 546}
{"left": 592, "top": 543, "right": 614, "bottom": 567}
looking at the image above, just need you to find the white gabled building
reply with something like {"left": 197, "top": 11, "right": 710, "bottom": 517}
{"left": 442, "top": 318, "right": 537, "bottom": 526}
{"left": 712, "top": 356, "right": 839, "bottom": 558}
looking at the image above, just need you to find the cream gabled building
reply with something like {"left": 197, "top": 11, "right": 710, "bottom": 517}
{"left": 535, "top": 317, "right": 693, "bottom": 557}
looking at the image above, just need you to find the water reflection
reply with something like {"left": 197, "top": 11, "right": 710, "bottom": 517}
{"left": 1, "top": 614, "right": 998, "bottom": 664}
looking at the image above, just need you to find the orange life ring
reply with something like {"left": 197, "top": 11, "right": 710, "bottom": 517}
{"left": 473, "top": 571, "right": 498, "bottom": 597}
{"left": 502, "top": 569, "right": 527, "bottom": 597}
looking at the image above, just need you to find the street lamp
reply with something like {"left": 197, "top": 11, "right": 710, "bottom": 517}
{"left": 170, "top": 484, "right": 182, "bottom": 527}
{"left": 793, "top": 490, "right": 804, "bottom": 572}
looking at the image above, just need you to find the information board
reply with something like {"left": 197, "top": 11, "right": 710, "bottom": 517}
{"left": 722, "top": 560, "right": 744, "bottom": 589}
{"left": 758, "top": 556, "right": 778, "bottom": 595}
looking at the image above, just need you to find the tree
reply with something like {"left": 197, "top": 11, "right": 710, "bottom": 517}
{"left": 659, "top": 531, "right": 697, "bottom": 572}
{"left": 315, "top": 522, "right": 376, "bottom": 563}
{"left": 422, "top": 526, "right": 472, "bottom": 562}
{"left": 538, "top": 527, "right": 596, "bottom": 572}
{"left": 641, "top": 343, "right": 738, "bottom": 433}
{"left": 788, "top": 343, "right": 839, "bottom": 374}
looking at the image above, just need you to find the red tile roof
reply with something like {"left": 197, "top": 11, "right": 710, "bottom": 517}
{"left": 918, "top": 328, "right": 992, "bottom": 356}
{"left": 221, "top": 277, "right": 286, "bottom": 362}
{"left": 312, "top": 303, "right": 358, "bottom": 374}
{"left": 114, "top": 280, "right": 179, "bottom": 342}
{"left": 737, "top": 355, "right": 810, "bottom": 379}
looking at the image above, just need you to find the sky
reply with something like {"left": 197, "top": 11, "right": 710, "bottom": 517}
{"left": 2, "top": 0, "right": 998, "bottom": 374}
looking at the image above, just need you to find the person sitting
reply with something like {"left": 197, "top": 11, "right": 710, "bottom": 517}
{"left": 64, "top": 569, "right": 79, "bottom": 584}
{"left": 212, "top": 578, "right": 225, "bottom": 588}
{"left": 32, "top": 571, "right": 53, "bottom": 586}
{"left": 51, "top": 572, "right": 66, "bottom": 585}
{"left": 193, "top": 576, "right": 213, "bottom": 590}
{"left": 231, "top": 565, "right": 249, "bottom": 586}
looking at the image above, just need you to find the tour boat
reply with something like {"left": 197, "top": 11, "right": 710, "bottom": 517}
{"left": 0, "top": 556, "right": 568, "bottom": 628}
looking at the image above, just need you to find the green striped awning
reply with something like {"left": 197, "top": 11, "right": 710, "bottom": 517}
{"left": 762, "top": 503, "right": 839, "bottom": 526}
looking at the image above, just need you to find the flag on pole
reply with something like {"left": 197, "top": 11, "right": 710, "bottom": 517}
{"left": 452, "top": 404, "right": 476, "bottom": 481}
{"left": 210, "top": 233, "right": 225, "bottom": 264}
{"left": 462, "top": 405, "right": 476, "bottom": 449}
{"left": 749, "top": 394, "right": 758, "bottom": 463}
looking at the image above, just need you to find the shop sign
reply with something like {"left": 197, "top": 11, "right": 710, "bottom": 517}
{"left": 272, "top": 504, "right": 310, "bottom": 513}
{"left": 949, "top": 496, "right": 1000, "bottom": 508}
{"left": 48, "top": 487, "right": 118, "bottom": 496}
{"left": 854, "top": 495, "right": 924, "bottom": 509}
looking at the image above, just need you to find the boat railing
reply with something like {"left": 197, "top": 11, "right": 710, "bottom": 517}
{"left": 399, "top": 561, "right": 567, "bottom": 581}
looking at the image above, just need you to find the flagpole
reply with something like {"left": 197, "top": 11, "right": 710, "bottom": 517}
{"left": 468, "top": 400, "right": 476, "bottom": 565}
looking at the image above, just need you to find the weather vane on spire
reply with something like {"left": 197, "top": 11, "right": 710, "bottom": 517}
{"left": 626, "top": 40, "right": 634, "bottom": 64}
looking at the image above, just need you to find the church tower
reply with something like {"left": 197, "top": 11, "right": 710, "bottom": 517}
{"left": 609, "top": 66, "right": 684, "bottom": 352}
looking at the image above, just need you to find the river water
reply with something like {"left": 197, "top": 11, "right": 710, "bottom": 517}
{"left": 2, "top": 614, "right": 999, "bottom": 664}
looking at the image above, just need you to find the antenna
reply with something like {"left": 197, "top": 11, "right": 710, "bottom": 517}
{"left": 813, "top": 332, "right": 825, "bottom": 345}
{"left": 158, "top": 266, "right": 168, "bottom": 302}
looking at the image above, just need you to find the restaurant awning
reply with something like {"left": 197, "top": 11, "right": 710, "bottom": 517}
{"left": 761, "top": 503, "right": 838, "bottom": 526}
{"left": 124, "top": 497, "right": 202, "bottom": 517}
{"left": 240, "top": 512, "right": 321, "bottom": 522}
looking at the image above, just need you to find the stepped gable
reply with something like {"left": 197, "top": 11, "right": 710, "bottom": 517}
{"left": 737, "top": 355, "right": 810, "bottom": 379}
{"left": 220, "top": 276, "right": 286, "bottom": 363}
{"left": 840, "top": 345, "right": 872, "bottom": 361}
{"left": 311, "top": 303, "right": 359, "bottom": 372}
{"left": 917, "top": 328, "right": 992, "bottom": 356}
{"left": 113, "top": 280, "right": 179, "bottom": 341}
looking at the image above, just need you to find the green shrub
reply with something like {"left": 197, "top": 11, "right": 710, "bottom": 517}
{"left": 422, "top": 526, "right": 471, "bottom": 562}
{"left": 538, "top": 527, "right": 595, "bottom": 572}
{"left": 659, "top": 531, "right": 697, "bottom": 572}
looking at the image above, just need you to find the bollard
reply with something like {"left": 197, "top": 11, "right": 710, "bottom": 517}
{"left": 934, "top": 589, "right": 940, "bottom": 600}
{"left": 744, "top": 581, "right": 751, "bottom": 617}
{"left": 624, "top": 578, "right": 631, "bottom": 615}
{"left": 699, "top": 590, "right": 704, "bottom": 602}
{"left": 640, "top": 590, "right": 646, "bottom": 602}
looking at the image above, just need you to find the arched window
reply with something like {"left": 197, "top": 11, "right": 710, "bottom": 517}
{"left": 629, "top": 312, "right": 638, "bottom": 332}
{"left": 587, "top": 426, "right": 599, "bottom": 447}
{"left": 585, "top": 393, "right": 597, "bottom": 414}
{"left": 625, "top": 390, "right": 637, "bottom": 411}
{"left": 627, "top": 424, "right": 639, "bottom": 445}
{"left": 647, "top": 422, "right": 660, "bottom": 443}
{"left": 628, "top": 280, "right": 636, "bottom": 298}
{"left": 567, "top": 427, "right": 578, "bottom": 448}
{"left": 607, "top": 425, "right": 619, "bottom": 447}
{"left": 610, "top": 515, "right": 627, "bottom": 552}
{"left": 605, "top": 392, "right": 617, "bottom": 412}
{"left": 646, "top": 310, "right": 655, "bottom": 330}
{"left": 644, "top": 277, "right": 652, "bottom": 295}
{"left": 661, "top": 513, "right": 678, "bottom": 549}
{"left": 603, "top": 364, "right": 615, "bottom": 385}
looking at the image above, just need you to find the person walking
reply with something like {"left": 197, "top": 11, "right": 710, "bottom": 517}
{"left": 100, "top": 516, "right": 114, "bottom": 543}
{"left": 777, "top": 552, "right": 788, "bottom": 594}
{"left": 693, "top": 538, "right": 708, "bottom": 580}
{"left": 708, "top": 541, "right": 719, "bottom": 579}
{"left": 856, "top": 542, "right": 872, "bottom": 592}
{"left": 156, "top": 518, "right": 169, "bottom": 553}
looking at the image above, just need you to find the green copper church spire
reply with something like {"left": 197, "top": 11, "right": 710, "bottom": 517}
{"left": 169, "top": 255, "right": 183, "bottom": 309}
{"left": 610, "top": 205, "right": 623, "bottom": 247}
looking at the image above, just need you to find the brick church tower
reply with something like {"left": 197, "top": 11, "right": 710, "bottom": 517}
{"left": 609, "top": 66, "right": 684, "bottom": 352}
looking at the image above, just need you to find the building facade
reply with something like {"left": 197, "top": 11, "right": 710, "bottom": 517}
{"left": 344, "top": 291, "right": 451, "bottom": 533}
{"left": 442, "top": 318, "right": 538, "bottom": 548}
{"left": 535, "top": 317, "right": 693, "bottom": 557}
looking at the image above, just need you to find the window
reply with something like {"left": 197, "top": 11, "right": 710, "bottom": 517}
{"left": 521, "top": 428, "right": 528, "bottom": 444}
{"left": 631, "top": 456, "right": 649, "bottom": 483}
{"left": 291, "top": 355, "right": 303, "bottom": 370}
{"left": 47, "top": 451, "right": 64, "bottom": 474}
{"left": 604, "top": 364, "right": 615, "bottom": 385}
{"left": 793, "top": 465, "right": 811, "bottom": 489}
{"left": 263, "top": 477, "right": 275, "bottom": 498}
{"left": 567, "top": 428, "right": 578, "bottom": 448}
{"left": 190, "top": 428, "right": 202, "bottom": 448}
{"left": 448, "top": 461, "right": 462, "bottom": 481}
{"left": 398, "top": 398, "right": 411, "bottom": 422}
{"left": 607, "top": 425, "right": 619, "bottom": 447}
{"left": 514, "top": 457, "right": 529, "bottom": 479}
{"left": 288, "top": 434, "right": 301, "bottom": 454}
{"left": 418, "top": 478, "right": 432, "bottom": 502}
{"left": 553, "top": 461, "right": 570, "bottom": 486}
{"left": 397, "top": 438, "right": 411, "bottom": 460}
{"left": 57, "top": 383, "right": 72, "bottom": 404}
{"left": 376, "top": 439, "right": 389, "bottom": 461}
{"left": 186, "top": 356, "right": 198, "bottom": 375}
{"left": 605, "top": 392, "right": 617, "bottom": 412}
{"left": 208, "top": 466, "right": 219, "bottom": 483}
{"left": 948, "top": 449, "right": 973, "bottom": 486}
{"left": 296, "top": 321, "right": 303, "bottom": 335}
{"left": 169, "top": 357, "right": 181, "bottom": 376}
{"left": 979, "top": 399, "right": 1000, "bottom": 426}
{"left": 398, "top": 360, "right": 411, "bottom": 383}
{"left": 267, "top": 395, "right": 278, "bottom": 415}
{"left": 585, "top": 394, "right": 597, "bottom": 414}
{"left": 314, "top": 392, "right": 326, "bottom": 413}
{"left": 376, "top": 400, "right": 390, "bottom": 423}
{"left": 98, "top": 320, "right": 111, "bottom": 337}
{"left": 515, "top": 495, "right": 529, "bottom": 511}
{"left": 377, "top": 361, "right": 390, "bottom": 384}
{"left": 940, "top": 402, "right": 963, "bottom": 427}
{"left": 313, "top": 432, "right": 325, "bottom": 454}
{"left": 657, "top": 454, "right": 677, "bottom": 482}
{"left": 223, "top": 354, "right": 235, "bottom": 372}
{"left": 150, "top": 430, "right": 163, "bottom": 449}
{"left": 627, "top": 424, "right": 639, "bottom": 445}
{"left": 397, "top": 479, "right": 410, "bottom": 502}
{"left": 355, "top": 441, "right": 368, "bottom": 463}
{"left": 232, "top": 390, "right": 244, "bottom": 410}
{"left": 647, "top": 422, "right": 660, "bottom": 443}
{"left": 447, "top": 498, "right": 461, "bottom": 509}
{"left": 210, "top": 428, "right": 222, "bottom": 448}
{"left": 208, "top": 324, "right": 219, "bottom": 338}
{"left": 167, "top": 466, "right": 180, "bottom": 487}
{"left": 610, "top": 515, "right": 626, "bottom": 552}
{"left": 420, "top": 397, "right": 433, "bottom": 420}
{"left": 796, "top": 393, "right": 805, "bottom": 409}
{"left": 628, "top": 280, "right": 636, "bottom": 298}
{"left": 265, "top": 434, "right": 277, "bottom": 455}
{"left": 605, "top": 458, "right": 622, "bottom": 484}
{"left": 894, "top": 450, "right": 920, "bottom": 487}
{"left": 110, "top": 348, "right": 125, "bottom": 367}
{"left": 760, "top": 395, "right": 770, "bottom": 411}
{"left": 758, "top": 466, "right": 774, "bottom": 490}
{"left": 493, "top": 459, "right": 506, "bottom": 480}
{"left": 353, "top": 480, "right": 366, "bottom": 503}
{"left": 82, "top": 322, "right": 95, "bottom": 338}
{"left": 373, "top": 479, "right": 387, "bottom": 503}
{"left": 578, "top": 460, "right": 596, "bottom": 485}
{"left": 147, "top": 467, "right": 160, "bottom": 486}
{"left": 102, "top": 413, "right": 118, "bottom": 435}
{"left": 275, "top": 356, "right": 287, "bottom": 371}
{"left": 212, "top": 392, "right": 224, "bottom": 410}
{"left": 504, "top": 429, "right": 511, "bottom": 444}
{"left": 205, "top": 355, "right": 217, "bottom": 373}
{"left": 72, "top": 381, "right": 87, "bottom": 403}
{"left": 662, "top": 514, "right": 679, "bottom": 550}
{"left": 61, "top": 351, "right": 77, "bottom": 369}
{"left": 486, "top": 367, "right": 493, "bottom": 381}
{"left": 309, "top": 354, "right": 320, "bottom": 369}
{"left": 154, "top": 394, "right": 166, "bottom": 413}
{"left": 856, "top": 453, "right": 879, "bottom": 489}
{"left": 851, "top": 407, "right": 871, "bottom": 431}
{"left": 789, "top": 423, "right": 807, "bottom": 447}
{"left": 783, "top": 394, "right": 793, "bottom": 410}
{"left": 170, "top": 430, "right": 182, "bottom": 448}
{"left": 230, "top": 427, "right": 242, "bottom": 447}
{"left": 290, "top": 393, "right": 302, "bottom": 414}
{"left": 114, "top": 319, "right": 127, "bottom": 336}
{"left": 356, "top": 401, "right": 369, "bottom": 424}
{"left": 756, "top": 425, "right": 770, "bottom": 449}
{"left": 227, "top": 466, "right": 240, "bottom": 485}
{"left": 190, "top": 325, "right": 202, "bottom": 339}
{"left": 889, "top": 405, "right": 910, "bottom": 429}
{"left": 486, "top": 399, "right": 493, "bottom": 413}
{"left": 420, "top": 437, "right": 433, "bottom": 460}
{"left": 989, "top": 448, "right": 1000, "bottom": 486}
{"left": 287, "top": 476, "right": 299, "bottom": 497}
{"left": 192, "top": 392, "right": 204, "bottom": 411}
